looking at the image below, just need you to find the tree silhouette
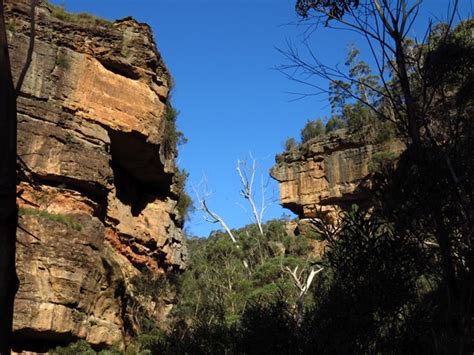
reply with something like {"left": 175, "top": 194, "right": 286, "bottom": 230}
{"left": 0, "top": 0, "right": 36, "bottom": 352}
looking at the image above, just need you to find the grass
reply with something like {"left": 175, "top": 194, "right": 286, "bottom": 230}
{"left": 55, "top": 52, "right": 70, "bottom": 70}
{"left": 48, "top": 2, "right": 113, "bottom": 28}
{"left": 19, "top": 207, "right": 82, "bottom": 231}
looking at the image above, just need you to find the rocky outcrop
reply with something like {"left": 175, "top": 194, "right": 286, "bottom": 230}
{"left": 6, "top": 0, "right": 186, "bottom": 351}
{"left": 270, "top": 130, "right": 405, "bottom": 220}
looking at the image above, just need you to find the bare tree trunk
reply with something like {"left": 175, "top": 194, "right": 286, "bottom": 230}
{"left": 0, "top": 0, "right": 19, "bottom": 351}
{"left": 284, "top": 265, "right": 323, "bottom": 324}
{"left": 393, "top": 38, "right": 421, "bottom": 148}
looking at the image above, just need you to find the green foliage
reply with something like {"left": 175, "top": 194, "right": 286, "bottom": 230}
{"left": 373, "top": 121, "right": 396, "bottom": 144}
{"left": 368, "top": 151, "right": 399, "bottom": 174}
{"left": 281, "top": 44, "right": 397, "bottom": 149}
{"left": 300, "top": 207, "right": 428, "bottom": 353}
{"left": 301, "top": 118, "right": 325, "bottom": 142}
{"left": 328, "top": 46, "right": 400, "bottom": 144}
{"left": 48, "top": 3, "right": 113, "bottom": 28}
{"left": 55, "top": 52, "right": 70, "bottom": 70}
{"left": 329, "top": 80, "right": 351, "bottom": 115}
{"left": 127, "top": 272, "right": 179, "bottom": 334}
{"left": 368, "top": 151, "right": 399, "bottom": 173}
{"left": 131, "top": 272, "right": 177, "bottom": 302}
{"left": 284, "top": 136, "right": 298, "bottom": 151}
{"left": 162, "top": 104, "right": 187, "bottom": 159}
{"left": 325, "top": 116, "right": 345, "bottom": 133}
{"left": 19, "top": 207, "right": 82, "bottom": 231}
{"left": 173, "top": 168, "right": 193, "bottom": 225}
{"left": 171, "top": 219, "right": 315, "bottom": 336}
{"left": 50, "top": 340, "right": 124, "bottom": 354}
{"left": 50, "top": 340, "right": 96, "bottom": 355}
{"left": 127, "top": 329, "right": 168, "bottom": 354}
{"left": 343, "top": 102, "right": 373, "bottom": 133}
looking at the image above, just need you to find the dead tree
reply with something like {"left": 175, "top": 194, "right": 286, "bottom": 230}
{"left": 284, "top": 264, "right": 324, "bottom": 323}
{"left": 193, "top": 180, "right": 250, "bottom": 271}
{"left": 236, "top": 156, "right": 267, "bottom": 236}
{"left": 194, "top": 156, "right": 271, "bottom": 272}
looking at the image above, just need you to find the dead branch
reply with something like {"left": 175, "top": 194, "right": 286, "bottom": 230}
{"left": 284, "top": 265, "right": 324, "bottom": 297}
{"left": 193, "top": 180, "right": 250, "bottom": 270}
{"left": 236, "top": 155, "right": 267, "bottom": 236}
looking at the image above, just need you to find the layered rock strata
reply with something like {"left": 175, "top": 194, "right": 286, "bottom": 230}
{"left": 6, "top": 0, "right": 187, "bottom": 351}
{"left": 270, "top": 130, "right": 405, "bottom": 221}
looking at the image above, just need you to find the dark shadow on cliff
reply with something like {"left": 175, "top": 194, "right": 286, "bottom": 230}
{"left": 108, "top": 129, "right": 173, "bottom": 216}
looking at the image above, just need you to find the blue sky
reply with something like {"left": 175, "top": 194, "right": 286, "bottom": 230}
{"left": 49, "top": 0, "right": 473, "bottom": 237}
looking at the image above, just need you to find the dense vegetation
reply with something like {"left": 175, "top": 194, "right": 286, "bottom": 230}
{"left": 51, "top": 218, "right": 323, "bottom": 353}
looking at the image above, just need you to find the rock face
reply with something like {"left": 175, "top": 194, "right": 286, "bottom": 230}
{"left": 6, "top": 0, "right": 187, "bottom": 351}
{"left": 270, "top": 130, "right": 405, "bottom": 220}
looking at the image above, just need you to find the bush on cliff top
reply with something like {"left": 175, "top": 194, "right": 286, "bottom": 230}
{"left": 301, "top": 118, "right": 325, "bottom": 143}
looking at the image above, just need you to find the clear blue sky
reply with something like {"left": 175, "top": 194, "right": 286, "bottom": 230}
{"left": 50, "top": 0, "right": 473, "bottom": 237}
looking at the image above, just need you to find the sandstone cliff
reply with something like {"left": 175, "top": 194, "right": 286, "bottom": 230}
{"left": 270, "top": 130, "right": 405, "bottom": 221}
{"left": 6, "top": 0, "right": 187, "bottom": 351}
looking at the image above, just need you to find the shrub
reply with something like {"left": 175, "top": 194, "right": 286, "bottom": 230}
{"left": 128, "top": 272, "right": 179, "bottom": 334}
{"left": 373, "top": 121, "right": 397, "bottom": 144}
{"left": 129, "top": 329, "right": 168, "bottom": 354}
{"left": 368, "top": 151, "right": 399, "bottom": 173}
{"left": 301, "top": 119, "right": 325, "bottom": 143}
{"left": 19, "top": 207, "right": 82, "bottom": 231}
{"left": 284, "top": 137, "right": 298, "bottom": 151}
{"left": 237, "top": 300, "right": 299, "bottom": 354}
{"left": 50, "top": 340, "right": 124, "bottom": 354}
{"left": 55, "top": 52, "right": 70, "bottom": 70}
{"left": 162, "top": 104, "right": 187, "bottom": 159}
{"left": 325, "top": 116, "right": 346, "bottom": 133}
{"left": 131, "top": 272, "right": 178, "bottom": 301}
{"left": 174, "top": 168, "right": 193, "bottom": 225}
{"left": 344, "top": 103, "right": 372, "bottom": 133}
{"left": 50, "top": 340, "right": 96, "bottom": 355}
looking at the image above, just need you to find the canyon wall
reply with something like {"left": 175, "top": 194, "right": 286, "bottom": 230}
{"left": 271, "top": 130, "right": 405, "bottom": 221}
{"left": 6, "top": 0, "right": 187, "bottom": 351}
